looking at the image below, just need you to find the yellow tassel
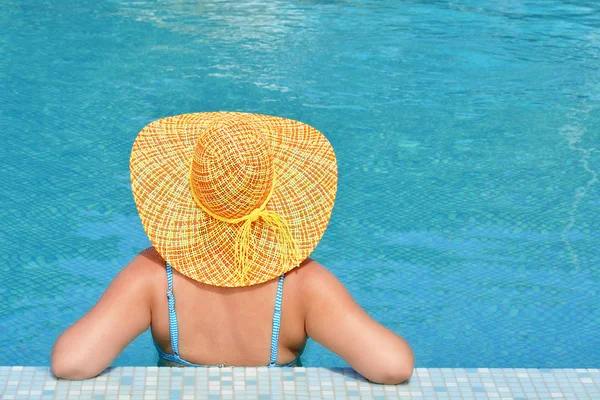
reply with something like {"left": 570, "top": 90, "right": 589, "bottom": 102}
{"left": 234, "top": 209, "right": 300, "bottom": 285}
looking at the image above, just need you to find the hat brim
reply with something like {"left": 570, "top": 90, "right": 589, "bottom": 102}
{"left": 130, "top": 112, "right": 337, "bottom": 287}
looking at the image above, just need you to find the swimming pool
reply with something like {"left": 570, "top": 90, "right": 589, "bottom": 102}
{"left": 0, "top": 0, "right": 598, "bottom": 369}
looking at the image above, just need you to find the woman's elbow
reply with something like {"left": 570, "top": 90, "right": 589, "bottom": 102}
{"left": 372, "top": 365, "right": 414, "bottom": 385}
{"left": 51, "top": 361, "right": 80, "bottom": 380}
{"left": 51, "top": 345, "right": 101, "bottom": 380}
{"left": 366, "top": 363, "right": 414, "bottom": 384}
{"left": 366, "top": 348, "right": 415, "bottom": 384}
{"left": 51, "top": 359, "right": 104, "bottom": 380}
{"left": 51, "top": 354, "right": 92, "bottom": 380}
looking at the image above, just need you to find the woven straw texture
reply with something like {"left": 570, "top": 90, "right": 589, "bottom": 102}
{"left": 130, "top": 112, "right": 337, "bottom": 287}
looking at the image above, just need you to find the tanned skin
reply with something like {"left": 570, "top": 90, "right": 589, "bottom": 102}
{"left": 51, "top": 247, "right": 415, "bottom": 383}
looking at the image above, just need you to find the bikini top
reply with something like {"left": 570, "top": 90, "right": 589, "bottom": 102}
{"left": 153, "top": 262, "right": 302, "bottom": 367}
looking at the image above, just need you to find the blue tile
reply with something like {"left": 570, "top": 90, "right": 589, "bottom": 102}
{"left": 5, "top": 366, "right": 598, "bottom": 400}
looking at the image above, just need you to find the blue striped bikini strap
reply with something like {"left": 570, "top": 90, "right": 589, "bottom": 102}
{"left": 165, "top": 262, "right": 181, "bottom": 358}
{"left": 269, "top": 274, "right": 285, "bottom": 367}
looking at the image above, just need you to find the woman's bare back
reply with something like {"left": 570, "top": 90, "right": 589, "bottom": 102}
{"left": 148, "top": 247, "right": 309, "bottom": 366}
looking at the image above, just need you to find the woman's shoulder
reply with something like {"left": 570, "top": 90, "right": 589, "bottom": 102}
{"left": 289, "top": 257, "right": 329, "bottom": 278}
{"left": 121, "top": 247, "right": 168, "bottom": 291}
{"left": 287, "top": 257, "right": 353, "bottom": 311}
{"left": 137, "top": 246, "right": 167, "bottom": 269}
{"left": 291, "top": 257, "right": 345, "bottom": 292}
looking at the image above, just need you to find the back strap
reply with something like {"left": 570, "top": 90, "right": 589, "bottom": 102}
{"left": 165, "top": 262, "right": 180, "bottom": 357}
{"left": 269, "top": 274, "right": 285, "bottom": 366}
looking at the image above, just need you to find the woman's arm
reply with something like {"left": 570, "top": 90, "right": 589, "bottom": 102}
{"left": 51, "top": 248, "right": 160, "bottom": 380}
{"left": 301, "top": 259, "right": 415, "bottom": 384}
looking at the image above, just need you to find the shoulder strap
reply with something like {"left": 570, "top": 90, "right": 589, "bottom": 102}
{"left": 165, "top": 262, "right": 180, "bottom": 357}
{"left": 268, "top": 274, "right": 285, "bottom": 367}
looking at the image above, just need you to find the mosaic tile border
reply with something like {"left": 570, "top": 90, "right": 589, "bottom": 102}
{"left": 0, "top": 367, "right": 598, "bottom": 399}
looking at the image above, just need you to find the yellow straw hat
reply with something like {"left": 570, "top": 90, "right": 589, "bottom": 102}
{"left": 130, "top": 112, "right": 338, "bottom": 287}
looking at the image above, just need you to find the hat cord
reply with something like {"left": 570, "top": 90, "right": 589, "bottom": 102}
{"left": 189, "top": 163, "right": 301, "bottom": 285}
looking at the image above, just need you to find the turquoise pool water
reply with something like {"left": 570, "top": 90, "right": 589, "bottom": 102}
{"left": 1, "top": 0, "right": 598, "bottom": 368}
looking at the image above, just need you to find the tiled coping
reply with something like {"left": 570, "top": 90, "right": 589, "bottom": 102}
{"left": 0, "top": 367, "right": 598, "bottom": 399}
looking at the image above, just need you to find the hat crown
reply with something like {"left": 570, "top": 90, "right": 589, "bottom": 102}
{"left": 190, "top": 117, "right": 274, "bottom": 220}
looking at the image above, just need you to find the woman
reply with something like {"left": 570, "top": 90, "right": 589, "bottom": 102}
{"left": 51, "top": 112, "right": 415, "bottom": 384}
